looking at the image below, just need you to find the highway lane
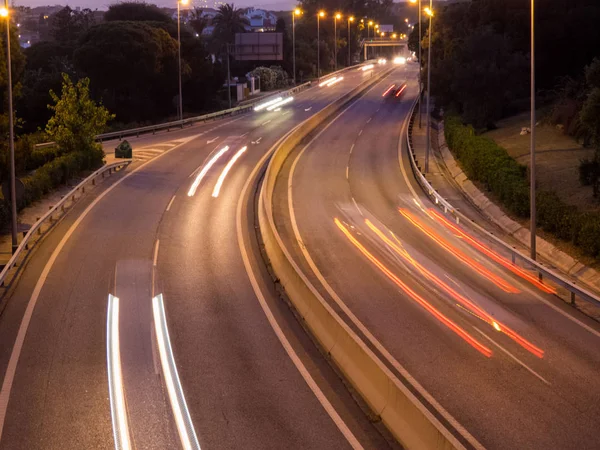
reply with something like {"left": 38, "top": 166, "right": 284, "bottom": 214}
{"left": 274, "top": 65, "right": 600, "bottom": 449}
{"left": 0, "top": 64, "right": 392, "bottom": 449}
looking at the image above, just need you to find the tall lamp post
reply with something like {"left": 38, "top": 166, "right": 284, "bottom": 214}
{"left": 293, "top": 8, "right": 302, "bottom": 84}
{"left": 347, "top": 16, "right": 354, "bottom": 67}
{"left": 317, "top": 11, "right": 325, "bottom": 79}
{"left": 424, "top": 4, "right": 433, "bottom": 174}
{"left": 530, "top": 0, "right": 536, "bottom": 259}
{"left": 334, "top": 13, "right": 341, "bottom": 71}
{"left": 1, "top": 4, "right": 17, "bottom": 253}
{"left": 177, "top": 0, "right": 189, "bottom": 121}
{"left": 409, "top": 0, "right": 423, "bottom": 128}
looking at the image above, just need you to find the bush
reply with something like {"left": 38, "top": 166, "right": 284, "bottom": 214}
{"left": 445, "top": 114, "right": 600, "bottom": 259}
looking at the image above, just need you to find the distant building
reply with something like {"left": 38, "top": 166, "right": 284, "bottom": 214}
{"left": 243, "top": 8, "right": 277, "bottom": 32}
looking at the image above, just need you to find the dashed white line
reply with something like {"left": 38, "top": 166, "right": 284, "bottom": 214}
{"left": 473, "top": 327, "right": 551, "bottom": 385}
{"left": 350, "top": 143, "right": 355, "bottom": 154}
{"left": 166, "top": 195, "right": 176, "bottom": 212}
{"left": 367, "top": 118, "right": 372, "bottom": 123}
{"left": 153, "top": 239, "right": 160, "bottom": 267}
{"left": 262, "top": 120, "right": 272, "bottom": 126}
{"left": 358, "top": 129, "right": 363, "bottom": 136}
{"left": 345, "top": 166, "right": 349, "bottom": 180}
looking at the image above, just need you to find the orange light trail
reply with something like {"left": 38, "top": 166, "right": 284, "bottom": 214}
{"left": 428, "top": 209, "right": 556, "bottom": 295}
{"left": 365, "top": 219, "right": 544, "bottom": 358}
{"left": 382, "top": 84, "right": 396, "bottom": 97}
{"left": 399, "top": 209, "right": 520, "bottom": 294}
{"left": 395, "top": 84, "right": 407, "bottom": 97}
{"left": 335, "top": 218, "right": 492, "bottom": 357}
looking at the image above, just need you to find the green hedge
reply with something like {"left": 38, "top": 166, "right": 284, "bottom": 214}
{"left": 445, "top": 115, "right": 600, "bottom": 259}
{"left": 21, "top": 147, "right": 103, "bottom": 208}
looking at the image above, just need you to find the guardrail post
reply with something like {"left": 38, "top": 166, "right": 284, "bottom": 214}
{"left": 570, "top": 291, "right": 576, "bottom": 305}
{"left": 511, "top": 252, "right": 516, "bottom": 264}
{"left": 82, "top": 186, "right": 85, "bottom": 194}
{"left": 92, "top": 178, "right": 96, "bottom": 186}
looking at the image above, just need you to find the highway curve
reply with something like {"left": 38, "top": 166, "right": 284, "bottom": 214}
{"left": 273, "top": 64, "right": 600, "bottom": 449}
{"left": 0, "top": 65, "right": 394, "bottom": 449}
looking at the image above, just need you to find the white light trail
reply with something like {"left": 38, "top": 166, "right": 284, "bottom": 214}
{"left": 152, "top": 294, "right": 201, "bottom": 450}
{"left": 319, "top": 76, "right": 337, "bottom": 87}
{"left": 212, "top": 146, "right": 248, "bottom": 198}
{"left": 253, "top": 96, "right": 283, "bottom": 111}
{"left": 106, "top": 294, "right": 132, "bottom": 450}
{"left": 362, "top": 64, "right": 374, "bottom": 71}
{"left": 187, "top": 146, "right": 229, "bottom": 196}
{"left": 266, "top": 97, "right": 294, "bottom": 111}
{"left": 326, "top": 77, "right": 344, "bottom": 87}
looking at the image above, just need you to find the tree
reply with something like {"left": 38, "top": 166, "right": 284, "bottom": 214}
{"left": 104, "top": 2, "right": 172, "bottom": 23}
{"left": 212, "top": 3, "right": 249, "bottom": 51}
{"left": 74, "top": 21, "right": 180, "bottom": 123}
{"left": 46, "top": 74, "right": 114, "bottom": 166}
{"left": 50, "top": 6, "right": 95, "bottom": 45}
{"left": 189, "top": 7, "right": 208, "bottom": 37}
{"left": 578, "top": 58, "right": 600, "bottom": 198}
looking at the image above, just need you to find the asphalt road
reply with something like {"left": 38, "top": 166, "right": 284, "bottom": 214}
{"left": 274, "top": 65, "right": 600, "bottom": 449}
{"left": 0, "top": 65, "right": 394, "bottom": 449}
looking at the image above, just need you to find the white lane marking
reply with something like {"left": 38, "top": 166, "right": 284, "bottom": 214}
{"left": 286, "top": 80, "right": 485, "bottom": 450}
{"left": 345, "top": 166, "right": 349, "bottom": 180}
{"left": 262, "top": 120, "right": 272, "bottom": 126}
{"left": 207, "top": 137, "right": 219, "bottom": 144}
{"left": 153, "top": 239, "right": 160, "bottom": 267}
{"left": 473, "top": 327, "right": 551, "bottom": 386}
{"left": 187, "top": 146, "right": 230, "bottom": 196}
{"left": 107, "top": 295, "right": 132, "bottom": 450}
{"left": 212, "top": 146, "right": 247, "bottom": 198}
{"left": 367, "top": 118, "right": 372, "bottom": 123}
{"left": 166, "top": 195, "right": 176, "bottom": 212}
{"left": 349, "top": 143, "right": 355, "bottom": 154}
{"left": 0, "top": 136, "right": 198, "bottom": 442}
{"left": 252, "top": 137, "right": 262, "bottom": 145}
{"left": 358, "top": 129, "right": 363, "bottom": 136}
{"left": 305, "top": 107, "right": 313, "bottom": 111}
{"left": 152, "top": 294, "right": 201, "bottom": 449}
{"left": 236, "top": 144, "right": 364, "bottom": 450}
{"left": 240, "top": 132, "right": 248, "bottom": 138}
{"left": 351, "top": 197, "right": 363, "bottom": 217}
{"left": 396, "top": 101, "right": 600, "bottom": 340}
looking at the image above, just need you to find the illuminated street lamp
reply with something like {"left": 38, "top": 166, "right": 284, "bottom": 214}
{"left": 392, "top": 33, "right": 397, "bottom": 38}
{"left": 177, "top": 0, "right": 189, "bottom": 119}
{"left": 293, "top": 8, "right": 302, "bottom": 84}
{"left": 0, "top": 3, "right": 17, "bottom": 252}
{"left": 317, "top": 11, "right": 325, "bottom": 78}
{"left": 424, "top": 4, "right": 433, "bottom": 174}
{"left": 347, "top": 16, "right": 354, "bottom": 67}
{"left": 368, "top": 20, "right": 373, "bottom": 38}
{"left": 334, "top": 13, "right": 341, "bottom": 71}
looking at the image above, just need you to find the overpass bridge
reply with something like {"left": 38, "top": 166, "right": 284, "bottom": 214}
{"left": 360, "top": 37, "right": 408, "bottom": 60}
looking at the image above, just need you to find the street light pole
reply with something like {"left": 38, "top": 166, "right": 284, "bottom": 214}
{"left": 177, "top": 0, "right": 188, "bottom": 121}
{"left": 425, "top": 3, "right": 433, "bottom": 174}
{"left": 317, "top": 11, "right": 324, "bottom": 79}
{"left": 418, "top": 0, "right": 422, "bottom": 127}
{"left": 334, "top": 14, "right": 341, "bottom": 72}
{"left": 530, "top": 0, "right": 536, "bottom": 260}
{"left": 347, "top": 16, "right": 354, "bottom": 67}
{"left": 1, "top": 3, "right": 17, "bottom": 252}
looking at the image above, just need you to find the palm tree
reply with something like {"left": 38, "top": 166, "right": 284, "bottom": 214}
{"left": 212, "top": 3, "right": 249, "bottom": 49}
{"left": 212, "top": 4, "right": 249, "bottom": 107}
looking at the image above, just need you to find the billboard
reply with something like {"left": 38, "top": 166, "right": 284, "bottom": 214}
{"left": 233, "top": 32, "right": 283, "bottom": 61}
{"left": 379, "top": 24, "right": 394, "bottom": 33}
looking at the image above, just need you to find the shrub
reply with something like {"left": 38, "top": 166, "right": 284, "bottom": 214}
{"left": 445, "top": 114, "right": 600, "bottom": 259}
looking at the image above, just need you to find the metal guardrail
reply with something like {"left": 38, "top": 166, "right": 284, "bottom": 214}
{"left": 405, "top": 98, "right": 600, "bottom": 308}
{"left": 34, "top": 63, "right": 375, "bottom": 150}
{"left": 34, "top": 81, "right": 315, "bottom": 149}
{"left": 0, "top": 160, "right": 131, "bottom": 292}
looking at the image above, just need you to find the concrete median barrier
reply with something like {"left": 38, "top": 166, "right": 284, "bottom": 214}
{"left": 258, "top": 69, "right": 470, "bottom": 449}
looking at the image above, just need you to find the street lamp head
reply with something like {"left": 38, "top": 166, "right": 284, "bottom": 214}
{"left": 405, "top": 18, "right": 409, "bottom": 23}
{"left": 180, "top": 0, "right": 189, "bottom": 5}
{"left": 349, "top": 16, "right": 354, "bottom": 22}
{"left": 368, "top": 20, "right": 373, "bottom": 25}
{"left": 335, "top": 13, "right": 341, "bottom": 20}
{"left": 0, "top": 7, "right": 8, "bottom": 18}
{"left": 424, "top": 7, "right": 434, "bottom": 17}
{"left": 319, "top": 11, "right": 325, "bottom": 17}
{"left": 409, "top": 0, "right": 417, "bottom": 3}
{"left": 375, "top": 24, "right": 379, "bottom": 28}
{"left": 380, "top": 31, "right": 384, "bottom": 36}
{"left": 294, "top": 8, "right": 302, "bottom": 16}
{"left": 392, "top": 33, "right": 397, "bottom": 38}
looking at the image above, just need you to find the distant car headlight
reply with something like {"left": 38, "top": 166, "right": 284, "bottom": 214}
{"left": 393, "top": 57, "right": 406, "bottom": 65}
